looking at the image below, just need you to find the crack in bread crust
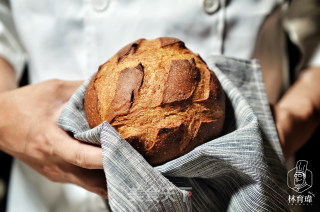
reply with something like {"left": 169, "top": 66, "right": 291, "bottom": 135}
{"left": 106, "top": 63, "right": 144, "bottom": 122}
{"left": 160, "top": 37, "right": 186, "bottom": 48}
{"left": 117, "top": 39, "right": 145, "bottom": 62}
{"left": 162, "top": 58, "right": 200, "bottom": 104}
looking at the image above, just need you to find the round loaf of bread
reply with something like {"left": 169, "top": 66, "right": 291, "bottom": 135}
{"left": 84, "top": 37, "right": 225, "bottom": 165}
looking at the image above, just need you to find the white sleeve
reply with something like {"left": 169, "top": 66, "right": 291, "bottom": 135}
{"left": 284, "top": 0, "right": 320, "bottom": 69}
{"left": 0, "top": 1, "right": 25, "bottom": 81}
{"left": 309, "top": 45, "right": 320, "bottom": 67}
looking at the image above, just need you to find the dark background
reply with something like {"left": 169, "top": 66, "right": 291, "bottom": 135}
{"left": 296, "top": 129, "right": 320, "bottom": 212}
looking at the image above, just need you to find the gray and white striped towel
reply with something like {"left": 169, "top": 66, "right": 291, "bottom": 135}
{"left": 58, "top": 55, "right": 291, "bottom": 211}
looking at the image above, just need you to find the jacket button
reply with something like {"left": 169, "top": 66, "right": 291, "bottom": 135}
{"left": 203, "top": 0, "right": 220, "bottom": 15}
{"left": 91, "top": 0, "right": 110, "bottom": 12}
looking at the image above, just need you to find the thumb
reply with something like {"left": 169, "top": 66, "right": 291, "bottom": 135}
{"left": 60, "top": 80, "right": 84, "bottom": 99}
{"left": 52, "top": 80, "right": 83, "bottom": 120}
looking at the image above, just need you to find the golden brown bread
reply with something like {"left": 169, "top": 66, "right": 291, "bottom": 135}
{"left": 84, "top": 37, "right": 225, "bottom": 165}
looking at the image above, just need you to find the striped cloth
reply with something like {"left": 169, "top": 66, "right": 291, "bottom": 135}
{"left": 58, "top": 56, "right": 291, "bottom": 212}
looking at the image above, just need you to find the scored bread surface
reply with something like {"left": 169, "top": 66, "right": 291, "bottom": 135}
{"left": 84, "top": 37, "right": 225, "bottom": 165}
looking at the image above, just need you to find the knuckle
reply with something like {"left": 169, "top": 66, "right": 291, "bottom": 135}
{"left": 24, "top": 130, "right": 52, "bottom": 159}
{"left": 41, "top": 165, "right": 70, "bottom": 184}
{"left": 48, "top": 176, "right": 59, "bottom": 183}
{"left": 95, "top": 188, "right": 108, "bottom": 199}
{"left": 34, "top": 132, "right": 53, "bottom": 156}
{"left": 48, "top": 79, "right": 65, "bottom": 92}
{"left": 75, "top": 149, "right": 88, "bottom": 168}
{"left": 49, "top": 79, "right": 62, "bottom": 86}
{"left": 42, "top": 166, "right": 59, "bottom": 182}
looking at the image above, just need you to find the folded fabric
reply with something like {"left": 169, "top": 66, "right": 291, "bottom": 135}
{"left": 58, "top": 55, "right": 291, "bottom": 212}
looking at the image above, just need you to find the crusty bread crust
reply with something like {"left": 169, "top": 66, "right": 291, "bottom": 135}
{"left": 84, "top": 37, "right": 225, "bottom": 165}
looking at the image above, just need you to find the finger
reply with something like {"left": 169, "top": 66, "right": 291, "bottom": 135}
{"left": 52, "top": 127, "right": 104, "bottom": 169}
{"left": 62, "top": 164, "right": 108, "bottom": 199}
{"left": 22, "top": 158, "right": 70, "bottom": 184}
{"left": 46, "top": 80, "right": 84, "bottom": 120}
{"left": 24, "top": 157, "right": 108, "bottom": 199}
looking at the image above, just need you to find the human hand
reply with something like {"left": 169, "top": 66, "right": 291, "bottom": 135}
{"left": 271, "top": 103, "right": 315, "bottom": 160}
{"left": 271, "top": 66, "right": 320, "bottom": 161}
{"left": 0, "top": 79, "right": 107, "bottom": 198}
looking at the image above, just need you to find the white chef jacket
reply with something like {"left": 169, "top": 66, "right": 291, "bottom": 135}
{"left": 0, "top": 0, "right": 319, "bottom": 211}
